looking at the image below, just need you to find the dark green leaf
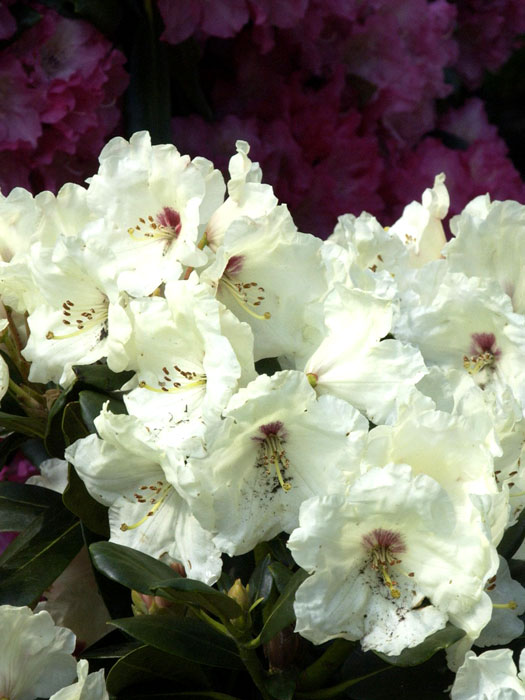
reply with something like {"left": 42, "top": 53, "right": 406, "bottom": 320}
{"left": 90, "top": 542, "right": 242, "bottom": 619}
{"left": 264, "top": 670, "right": 297, "bottom": 700}
{"left": 90, "top": 541, "right": 184, "bottom": 592}
{"left": 151, "top": 579, "right": 242, "bottom": 620}
{"left": 110, "top": 616, "right": 243, "bottom": 669}
{"left": 62, "top": 401, "right": 89, "bottom": 446}
{"left": 106, "top": 643, "right": 209, "bottom": 695}
{"left": 0, "top": 432, "right": 27, "bottom": 467}
{"left": 249, "top": 553, "right": 273, "bottom": 604}
{"left": 0, "top": 503, "right": 82, "bottom": 606}
{"left": 79, "top": 389, "right": 126, "bottom": 433}
{"left": 269, "top": 562, "right": 293, "bottom": 594}
{"left": 83, "top": 529, "right": 132, "bottom": 621}
{"left": 63, "top": 464, "right": 109, "bottom": 537}
{"left": 374, "top": 625, "right": 465, "bottom": 667}
{"left": 19, "top": 438, "right": 50, "bottom": 468}
{"left": 508, "top": 558, "right": 525, "bottom": 587}
{"left": 258, "top": 569, "right": 309, "bottom": 646}
{"left": 498, "top": 507, "right": 525, "bottom": 559}
{"left": 73, "top": 364, "right": 134, "bottom": 393}
{"left": 45, "top": 384, "right": 77, "bottom": 457}
{"left": 0, "top": 411, "right": 45, "bottom": 438}
{"left": 265, "top": 535, "right": 295, "bottom": 568}
{"left": 0, "top": 482, "right": 63, "bottom": 531}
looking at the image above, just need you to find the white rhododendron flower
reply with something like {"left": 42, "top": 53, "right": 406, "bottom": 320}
{"left": 0, "top": 605, "right": 77, "bottom": 700}
{"left": 22, "top": 235, "right": 132, "bottom": 388}
{"left": 300, "top": 284, "right": 427, "bottom": 424}
{"left": 201, "top": 204, "right": 326, "bottom": 361}
{"left": 446, "top": 196, "right": 525, "bottom": 313}
{"left": 388, "top": 173, "right": 449, "bottom": 268}
{"left": 288, "top": 464, "right": 496, "bottom": 655}
{"left": 122, "top": 275, "right": 255, "bottom": 424}
{"left": 66, "top": 408, "right": 221, "bottom": 584}
{"left": 174, "top": 370, "right": 368, "bottom": 555}
{"left": 476, "top": 556, "right": 525, "bottom": 647}
{"left": 206, "top": 140, "right": 278, "bottom": 246}
{"left": 394, "top": 264, "right": 525, "bottom": 411}
{"left": 364, "top": 401, "right": 499, "bottom": 522}
{"left": 451, "top": 649, "right": 525, "bottom": 700}
{"left": 49, "top": 660, "right": 108, "bottom": 700}
{"left": 85, "top": 131, "right": 225, "bottom": 296}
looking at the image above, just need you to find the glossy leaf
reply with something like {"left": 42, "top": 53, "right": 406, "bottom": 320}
{"left": 0, "top": 482, "right": 62, "bottom": 531}
{"left": 258, "top": 569, "right": 309, "bottom": 646}
{"left": 0, "top": 410, "right": 45, "bottom": 438}
{"left": 63, "top": 464, "right": 109, "bottom": 537}
{"left": 151, "top": 579, "right": 242, "bottom": 620}
{"left": 44, "top": 383, "right": 78, "bottom": 457}
{"left": 106, "top": 644, "right": 209, "bottom": 695}
{"left": 374, "top": 625, "right": 465, "bottom": 667}
{"left": 62, "top": 401, "right": 89, "bottom": 446}
{"left": 0, "top": 503, "right": 82, "bottom": 606}
{"left": 269, "top": 562, "right": 293, "bottom": 595}
{"left": 110, "top": 616, "right": 243, "bottom": 669}
{"left": 90, "top": 541, "right": 184, "bottom": 592}
{"left": 498, "top": 507, "right": 525, "bottom": 559}
{"left": 0, "top": 432, "right": 27, "bottom": 467}
{"left": 249, "top": 553, "right": 274, "bottom": 604}
{"left": 78, "top": 389, "right": 126, "bottom": 433}
{"left": 90, "top": 542, "right": 242, "bottom": 618}
{"left": 72, "top": 364, "right": 134, "bottom": 392}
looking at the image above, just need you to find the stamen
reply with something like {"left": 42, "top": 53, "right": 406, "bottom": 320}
{"left": 138, "top": 364, "right": 207, "bottom": 394}
{"left": 220, "top": 275, "right": 271, "bottom": 321}
{"left": 46, "top": 298, "right": 109, "bottom": 340}
{"left": 127, "top": 206, "right": 182, "bottom": 251}
{"left": 362, "top": 528, "right": 405, "bottom": 599}
{"left": 120, "top": 483, "right": 171, "bottom": 531}
{"left": 253, "top": 422, "right": 291, "bottom": 492}
{"left": 138, "top": 378, "right": 206, "bottom": 393}
{"left": 493, "top": 601, "right": 518, "bottom": 610}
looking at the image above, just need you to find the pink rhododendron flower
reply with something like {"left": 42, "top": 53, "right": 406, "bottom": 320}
{"left": 455, "top": 0, "right": 525, "bottom": 88}
{"left": 382, "top": 99, "right": 525, "bottom": 223}
{"left": 0, "top": 6, "right": 128, "bottom": 195}
{"left": 158, "top": 0, "right": 250, "bottom": 44}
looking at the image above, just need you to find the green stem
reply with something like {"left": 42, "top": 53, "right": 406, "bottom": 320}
{"left": 296, "top": 665, "right": 393, "bottom": 699}
{"left": 297, "top": 639, "right": 354, "bottom": 690}
{"left": 8, "top": 379, "right": 46, "bottom": 416}
{"left": 238, "top": 645, "right": 273, "bottom": 700}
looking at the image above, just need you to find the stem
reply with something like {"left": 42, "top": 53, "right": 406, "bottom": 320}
{"left": 297, "top": 639, "right": 354, "bottom": 691}
{"left": 8, "top": 379, "right": 46, "bottom": 416}
{"left": 238, "top": 645, "right": 273, "bottom": 700}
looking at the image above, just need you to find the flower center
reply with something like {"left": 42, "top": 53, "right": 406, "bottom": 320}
{"left": 219, "top": 256, "right": 271, "bottom": 321}
{"left": 46, "top": 294, "right": 109, "bottom": 341}
{"left": 138, "top": 363, "right": 206, "bottom": 394}
{"left": 127, "top": 206, "right": 182, "bottom": 252}
{"left": 120, "top": 481, "right": 171, "bottom": 532}
{"left": 252, "top": 421, "right": 291, "bottom": 492}
{"left": 463, "top": 332, "right": 501, "bottom": 376}
{"left": 362, "top": 528, "right": 406, "bottom": 599}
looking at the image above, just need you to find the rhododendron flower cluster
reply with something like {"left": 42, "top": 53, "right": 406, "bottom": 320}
{"left": 0, "top": 4, "right": 127, "bottom": 195}
{"left": 167, "top": 0, "right": 525, "bottom": 235}
{"left": 1, "top": 131, "right": 525, "bottom": 697}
